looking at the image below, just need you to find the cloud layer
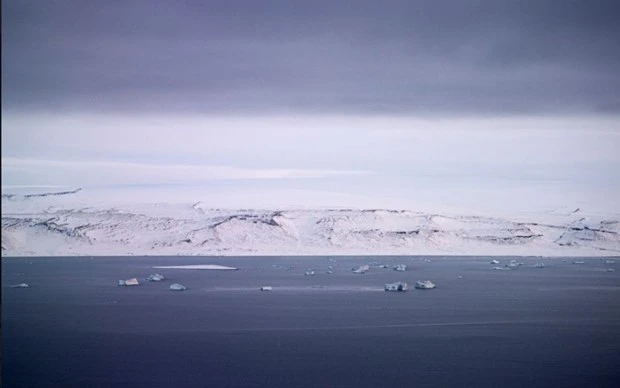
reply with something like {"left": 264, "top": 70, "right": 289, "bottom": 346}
{"left": 3, "top": 0, "right": 620, "bottom": 115}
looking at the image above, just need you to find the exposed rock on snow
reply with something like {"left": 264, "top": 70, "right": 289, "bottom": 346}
{"left": 385, "top": 282, "right": 408, "bottom": 291}
{"left": 118, "top": 278, "right": 139, "bottom": 286}
{"left": 169, "top": 283, "right": 186, "bottom": 291}
{"left": 415, "top": 280, "right": 436, "bottom": 289}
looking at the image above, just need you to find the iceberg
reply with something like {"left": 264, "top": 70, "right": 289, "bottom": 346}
{"left": 146, "top": 273, "right": 165, "bottom": 282}
{"left": 393, "top": 264, "right": 407, "bottom": 272}
{"left": 10, "top": 283, "right": 29, "bottom": 288}
{"left": 385, "top": 282, "right": 408, "bottom": 292}
{"left": 491, "top": 259, "right": 500, "bottom": 265}
{"left": 169, "top": 283, "right": 187, "bottom": 291}
{"left": 260, "top": 286, "right": 273, "bottom": 291}
{"left": 415, "top": 280, "right": 436, "bottom": 289}
{"left": 352, "top": 265, "right": 370, "bottom": 274}
{"left": 118, "top": 278, "right": 139, "bottom": 286}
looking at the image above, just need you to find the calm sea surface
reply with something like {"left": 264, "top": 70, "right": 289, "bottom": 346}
{"left": 2, "top": 256, "right": 620, "bottom": 387}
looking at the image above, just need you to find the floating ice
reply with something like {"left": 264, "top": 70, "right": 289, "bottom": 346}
{"left": 260, "top": 286, "right": 273, "bottom": 291}
{"left": 352, "top": 265, "right": 370, "bottom": 274}
{"left": 423, "top": 259, "right": 432, "bottom": 263}
{"left": 169, "top": 283, "right": 187, "bottom": 291}
{"left": 118, "top": 278, "right": 139, "bottom": 286}
{"left": 10, "top": 283, "right": 29, "bottom": 288}
{"left": 415, "top": 280, "right": 436, "bottom": 289}
{"left": 534, "top": 262, "right": 545, "bottom": 268}
{"left": 491, "top": 259, "right": 500, "bottom": 265}
{"left": 492, "top": 267, "right": 511, "bottom": 271}
{"left": 607, "top": 268, "right": 615, "bottom": 272}
{"left": 393, "top": 264, "right": 407, "bottom": 272}
{"left": 605, "top": 260, "right": 616, "bottom": 264}
{"left": 385, "top": 282, "right": 408, "bottom": 292}
{"left": 572, "top": 261, "right": 586, "bottom": 264}
{"left": 304, "top": 270, "right": 315, "bottom": 276}
{"left": 153, "top": 265, "right": 238, "bottom": 270}
{"left": 146, "top": 274, "right": 165, "bottom": 282}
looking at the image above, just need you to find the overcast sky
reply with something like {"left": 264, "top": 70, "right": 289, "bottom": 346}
{"left": 2, "top": 0, "right": 619, "bottom": 213}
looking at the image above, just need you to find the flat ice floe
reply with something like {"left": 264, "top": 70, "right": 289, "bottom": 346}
{"left": 152, "top": 264, "right": 238, "bottom": 270}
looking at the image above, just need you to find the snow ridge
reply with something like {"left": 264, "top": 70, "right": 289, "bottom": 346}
{"left": 1, "top": 198, "right": 619, "bottom": 256}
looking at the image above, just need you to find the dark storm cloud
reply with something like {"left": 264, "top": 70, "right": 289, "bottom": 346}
{"left": 2, "top": 0, "right": 620, "bottom": 115}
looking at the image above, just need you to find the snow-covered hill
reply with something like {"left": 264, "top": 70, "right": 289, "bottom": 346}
{"left": 1, "top": 189, "right": 619, "bottom": 257}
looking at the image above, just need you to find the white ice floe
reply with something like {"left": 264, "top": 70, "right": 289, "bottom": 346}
{"left": 169, "top": 283, "right": 186, "bottom": 291}
{"left": 10, "top": 283, "right": 29, "bottom": 288}
{"left": 490, "top": 259, "right": 500, "bottom": 265}
{"left": 146, "top": 273, "right": 165, "bottom": 281}
{"left": 260, "top": 286, "right": 273, "bottom": 291}
{"left": 352, "top": 265, "right": 370, "bottom": 274}
{"left": 393, "top": 264, "right": 407, "bottom": 271}
{"left": 152, "top": 265, "right": 238, "bottom": 270}
{"left": 415, "top": 280, "right": 436, "bottom": 289}
{"left": 385, "top": 282, "right": 408, "bottom": 292}
{"left": 118, "top": 278, "right": 139, "bottom": 286}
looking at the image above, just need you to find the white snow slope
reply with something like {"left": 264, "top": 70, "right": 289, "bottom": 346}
{"left": 1, "top": 189, "right": 619, "bottom": 257}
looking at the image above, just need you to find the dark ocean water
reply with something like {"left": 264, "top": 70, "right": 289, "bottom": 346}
{"left": 2, "top": 256, "right": 619, "bottom": 388}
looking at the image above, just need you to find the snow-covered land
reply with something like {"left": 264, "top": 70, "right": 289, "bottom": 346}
{"left": 1, "top": 188, "right": 619, "bottom": 257}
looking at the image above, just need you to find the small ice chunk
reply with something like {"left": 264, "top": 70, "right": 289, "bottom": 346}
{"left": 492, "top": 266, "right": 511, "bottom": 271}
{"left": 415, "top": 280, "right": 436, "bottom": 289}
{"left": 457, "top": 275, "right": 463, "bottom": 279}
{"left": 169, "top": 283, "right": 187, "bottom": 291}
{"left": 326, "top": 270, "right": 333, "bottom": 274}
{"left": 393, "top": 264, "right": 407, "bottom": 272}
{"left": 352, "top": 265, "right": 370, "bottom": 274}
{"left": 304, "top": 270, "right": 315, "bottom": 276}
{"left": 534, "top": 262, "right": 545, "bottom": 268}
{"left": 118, "top": 278, "right": 139, "bottom": 286}
{"left": 10, "top": 283, "right": 29, "bottom": 288}
{"left": 260, "top": 286, "right": 273, "bottom": 291}
{"left": 423, "top": 259, "right": 432, "bottom": 263}
{"left": 606, "top": 268, "right": 615, "bottom": 272}
{"left": 385, "top": 282, "right": 408, "bottom": 292}
{"left": 146, "top": 274, "right": 165, "bottom": 282}
{"left": 572, "top": 261, "right": 586, "bottom": 264}
{"left": 490, "top": 260, "right": 500, "bottom": 265}
{"left": 379, "top": 264, "right": 389, "bottom": 269}
{"left": 605, "top": 260, "right": 615, "bottom": 264}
